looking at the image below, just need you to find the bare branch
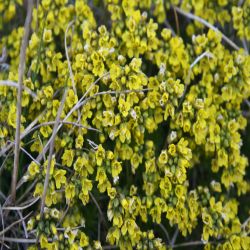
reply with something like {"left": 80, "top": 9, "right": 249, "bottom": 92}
{"left": 171, "top": 227, "right": 179, "bottom": 247}
{"left": 39, "top": 86, "right": 68, "bottom": 217}
{"left": 89, "top": 192, "right": 108, "bottom": 229}
{"left": 0, "top": 80, "right": 37, "bottom": 98}
{"left": 11, "top": 0, "right": 34, "bottom": 204}
{"left": 0, "top": 212, "right": 32, "bottom": 237}
{"left": 173, "top": 6, "right": 241, "bottom": 51}
{"left": 17, "top": 211, "right": 28, "bottom": 238}
{"left": 0, "top": 204, "right": 5, "bottom": 250}
{"left": 23, "top": 120, "right": 101, "bottom": 137}
{"left": 158, "top": 223, "right": 170, "bottom": 244}
{"left": 2, "top": 197, "right": 40, "bottom": 211}
{"left": 0, "top": 237, "right": 37, "bottom": 244}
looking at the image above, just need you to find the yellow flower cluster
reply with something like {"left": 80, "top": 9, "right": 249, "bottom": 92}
{"left": 1, "top": 0, "right": 250, "bottom": 250}
{"left": 232, "top": 1, "right": 250, "bottom": 40}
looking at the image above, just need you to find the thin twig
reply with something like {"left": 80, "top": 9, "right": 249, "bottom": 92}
{"left": 38, "top": 135, "right": 46, "bottom": 162}
{"left": 65, "top": 20, "right": 77, "bottom": 95}
{"left": 0, "top": 192, "right": 6, "bottom": 201}
{"left": 17, "top": 180, "right": 38, "bottom": 204}
{"left": 0, "top": 151, "right": 11, "bottom": 176}
{"left": 171, "top": 227, "right": 179, "bottom": 247}
{"left": 39, "top": 86, "right": 68, "bottom": 218}
{"left": 103, "top": 246, "right": 118, "bottom": 250}
{"left": 2, "top": 197, "right": 40, "bottom": 211}
{"left": 89, "top": 192, "right": 108, "bottom": 229}
{"left": 0, "top": 237, "right": 36, "bottom": 244}
{"left": 0, "top": 205, "right": 5, "bottom": 250}
{"left": 0, "top": 80, "right": 37, "bottom": 98}
{"left": 158, "top": 223, "right": 170, "bottom": 244}
{"left": 0, "top": 47, "right": 7, "bottom": 63}
{"left": 34, "top": 72, "right": 110, "bottom": 164}
{"left": 23, "top": 120, "right": 100, "bottom": 137}
{"left": 190, "top": 51, "right": 214, "bottom": 69}
{"left": 65, "top": 19, "right": 81, "bottom": 122}
{"left": 0, "top": 212, "right": 32, "bottom": 236}
{"left": 184, "top": 50, "right": 214, "bottom": 84}
{"left": 17, "top": 211, "right": 28, "bottom": 238}
{"left": 74, "top": 88, "right": 152, "bottom": 114}
{"left": 56, "top": 204, "right": 69, "bottom": 226}
{"left": 20, "top": 146, "right": 41, "bottom": 165}
{"left": 11, "top": 0, "right": 34, "bottom": 204}
{"left": 173, "top": 6, "right": 240, "bottom": 51}
{"left": 241, "top": 39, "right": 249, "bottom": 54}
{"left": 238, "top": 0, "right": 245, "bottom": 6}
{"left": 242, "top": 216, "right": 250, "bottom": 228}
{"left": 164, "top": 20, "right": 176, "bottom": 36}
{"left": 171, "top": 240, "right": 214, "bottom": 248}
{"left": 173, "top": 7, "right": 180, "bottom": 36}
{"left": 98, "top": 215, "right": 101, "bottom": 241}
{"left": 39, "top": 24, "right": 73, "bottom": 216}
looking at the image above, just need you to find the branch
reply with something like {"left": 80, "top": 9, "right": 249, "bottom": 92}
{"left": 39, "top": 86, "right": 68, "bottom": 217}
{"left": 0, "top": 80, "right": 37, "bottom": 98}
{"left": 158, "top": 223, "right": 170, "bottom": 244}
{"left": 11, "top": 0, "right": 34, "bottom": 204}
{"left": 2, "top": 197, "right": 40, "bottom": 211}
{"left": 173, "top": 6, "right": 240, "bottom": 51}
{"left": 22, "top": 120, "right": 101, "bottom": 137}
{"left": 89, "top": 192, "right": 108, "bottom": 229}
{"left": 0, "top": 212, "right": 32, "bottom": 237}
{"left": 171, "top": 240, "right": 216, "bottom": 248}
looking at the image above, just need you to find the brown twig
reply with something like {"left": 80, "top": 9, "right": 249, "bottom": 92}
{"left": 11, "top": 0, "right": 34, "bottom": 204}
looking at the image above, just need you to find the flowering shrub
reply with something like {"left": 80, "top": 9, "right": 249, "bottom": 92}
{"left": 0, "top": 0, "right": 250, "bottom": 249}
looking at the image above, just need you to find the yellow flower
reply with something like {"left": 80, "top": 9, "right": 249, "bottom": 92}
{"left": 40, "top": 125, "right": 52, "bottom": 138}
{"left": 107, "top": 187, "right": 117, "bottom": 199}
{"left": 95, "top": 145, "right": 105, "bottom": 166}
{"left": 43, "top": 29, "right": 53, "bottom": 43}
{"left": 40, "top": 234, "right": 48, "bottom": 249}
{"left": 81, "top": 178, "right": 93, "bottom": 195}
{"left": 159, "top": 177, "right": 172, "bottom": 198}
{"left": 75, "top": 134, "right": 84, "bottom": 149}
{"left": 118, "top": 98, "right": 130, "bottom": 117}
{"left": 110, "top": 63, "right": 122, "bottom": 80}
{"left": 168, "top": 144, "right": 176, "bottom": 156}
{"left": 111, "top": 160, "right": 122, "bottom": 177}
{"left": 28, "top": 161, "right": 40, "bottom": 177}
{"left": 53, "top": 169, "right": 67, "bottom": 189}
{"left": 79, "top": 232, "right": 89, "bottom": 247}
{"left": 34, "top": 182, "right": 43, "bottom": 197}
{"left": 66, "top": 89, "right": 78, "bottom": 108}
{"left": 217, "top": 148, "right": 228, "bottom": 168}
{"left": 65, "top": 183, "right": 76, "bottom": 201}
{"left": 62, "top": 149, "right": 75, "bottom": 167}
{"left": 158, "top": 150, "right": 168, "bottom": 165}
